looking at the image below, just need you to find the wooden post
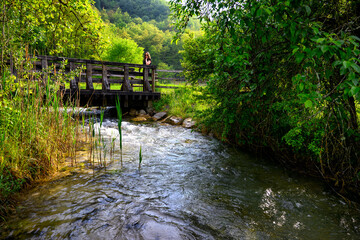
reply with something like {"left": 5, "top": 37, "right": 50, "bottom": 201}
{"left": 143, "top": 67, "right": 151, "bottom": 92}
{"left": 86, "top": 62, "right": 94, "bottom": 90}
{"left": 41, "top": 56, "right": 48, "bottom": 85}
{"left": 69, "top": 61, "right": 77, "bottom": 89}
{"left": 151, "top": 68, "right": 156, "bottom": 92}
{"left": 121, "top": 66, "right": 133, "bottom": 92}
{"left": 102, "top": 64, "right": 110, "bottom": 91}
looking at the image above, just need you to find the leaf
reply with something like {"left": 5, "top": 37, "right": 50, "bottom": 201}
{"left": 262, "top": 36, "right": 267, "bottom": 43}
{"left": 292, "top": 47, "right": 299, "bottom": 54}
{"left": 304, "top": 5, "right": 311, "bottom": 16}
{"left": 350, "top": 35, "right": 360, "bottom": 42}
{"left": 333, "top": 61, "right": 342, "bottom": 67}
{"left": 333, "top": 40, "right": 344, "bottom": 47}
{"left": 350, "top": 86, "right": 360, "bottom": 97}
{"left": 295, "top": 53, "right": 304, "bottom": 63}
{"left": 314, "top": 38, "right": 325, "bottom": 43}
{"left": 321, "top": 45, "right": 329, "bottom": 53}
{"left": 350, "top": 62, "right": 360, "bottom": 73}
{"left": 299, "top": 83, "right": 304, "bottom": 91}
{"left": 343, "top": 61, "right": 352, "bottom": 69}
{"left": 304, "top": 100, "right": 313, "bottom": 108}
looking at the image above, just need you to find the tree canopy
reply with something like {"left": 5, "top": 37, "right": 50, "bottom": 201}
{"left": 1, "top": 0, "right": 106, "bottom": 61}
{"left": 171, "top": 0, "right": 360, "bottom": 195}
{"left": 94, "top": 0, "right": 170, "bottom": 22}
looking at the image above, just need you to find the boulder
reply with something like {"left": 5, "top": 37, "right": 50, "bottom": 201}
{"left": 165, "top": 116, "right": 184, "bottom": 125}
{"left": 182, "top": 118, "right": 196, "bottom": 128}
{"left": 152, "top": 111, "right": 167, "bottom": 121}
{"left": 129, "top": 108, "right": 138, "bottom": 117}
{"left": 131, "top": 116, "right": 148, "bottom": 122}
{"left": 146, "top": 107, "right": 156, "bottom": 116}
{"left": 139, "top": 109, "right": 147, "bottom": 115}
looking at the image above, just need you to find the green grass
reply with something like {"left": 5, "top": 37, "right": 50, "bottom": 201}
{"left": 65, "top": 80, "right": 190, "bottom": 93}
{"left": 153, "top": 85, "right": 212, "bottom": 119}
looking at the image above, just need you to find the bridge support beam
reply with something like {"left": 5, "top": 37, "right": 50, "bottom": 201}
{"left": 143, "top": 68, "right": 152, "bottom": 92}
{"left": 69, "top": 62, "right": 77, "bottom": 90}
{"left": 102, "top": 64, "right": 110, "bottom": 91}
{"left": 86, "top": 63, "right": 94, "bottom": 90}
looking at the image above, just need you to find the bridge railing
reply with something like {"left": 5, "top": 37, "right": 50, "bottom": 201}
{"left": 8, "top": 55, "right": 157, "bottom": 93}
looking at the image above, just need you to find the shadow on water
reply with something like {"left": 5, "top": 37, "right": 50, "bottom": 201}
{"left": 1, "top": 119, "right": 360, "bottom": 239}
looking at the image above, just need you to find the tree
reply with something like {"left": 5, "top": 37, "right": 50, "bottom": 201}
{"left": 102, "top": 38, "right": 143, "bottom": 64}
{"left": 170, "top": 0, "right": 360, "bottom": 195}
{"left": 0, "top": 0, "right": 106, "bottom": 63}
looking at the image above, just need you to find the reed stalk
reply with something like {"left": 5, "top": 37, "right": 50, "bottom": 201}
{"left": 138, "top": 145, "right": 142, "bottom": 171}
{"left": 0, "top": 56, "right": 84, "bottom": 218}
{"left": 115, "top": 96, "right": 123, "bottom": 168}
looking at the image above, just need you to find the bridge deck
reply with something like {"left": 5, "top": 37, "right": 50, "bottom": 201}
{"left": 9, "top": 55, "right": 160, "bottom": 108}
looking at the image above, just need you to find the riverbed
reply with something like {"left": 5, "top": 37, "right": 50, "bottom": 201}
{"left": 1, "top": 119, "right": 359, "bottom": 239}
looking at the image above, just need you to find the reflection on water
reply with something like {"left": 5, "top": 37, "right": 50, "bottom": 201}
{"left": 1, "top": 120, "right": 360, "bottom": 239}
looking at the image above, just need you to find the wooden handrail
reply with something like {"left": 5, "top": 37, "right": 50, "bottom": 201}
{"left": 8, "top": 55, "right": 158, "bottom": 93}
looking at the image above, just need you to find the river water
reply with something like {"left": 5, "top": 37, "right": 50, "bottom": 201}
{"left": 1, "top": 119, "right": 360, "bottom": 239}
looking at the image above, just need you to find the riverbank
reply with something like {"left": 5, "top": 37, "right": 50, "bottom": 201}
{"left": 153, "top": 86, "right": 360, "bottom": 203}
{"left": 0, "top": 74, "right": 86, "bottom": 221}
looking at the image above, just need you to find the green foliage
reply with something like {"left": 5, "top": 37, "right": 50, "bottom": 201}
{"left": 95, "top": 1, "right": 200, "bottom": 69}
{"left": 154, "top": 86, "right": 212, "bottom": 119}
{"left": 0, "top": 61, "right": 80, "bottom": 209}
{"left": 180, "top": 31, "right": 214, "bottom": 84}
{"left": 0, "top": 0, "right": 106, "bottom": 60}
{"left": 170, "top": 0, "right": 360, "bottom": 194}
{"left": 102, "top": 38, "right": 143, "bottom": 64}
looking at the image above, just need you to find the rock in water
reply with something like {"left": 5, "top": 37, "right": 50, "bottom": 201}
{"left": 131, "top": 116, "right": 148, "bottom": 122}
{"left": 129, "top": 108, "right": 138, "bottom": 117}
{"left": 165, "top": 116, "right": 184, "bottom": 125}
{"left": 152, "top": 112, "right": 167, "bottom": 121}
{"left": 182, "top": 118, "right": 196, "bottom": 128}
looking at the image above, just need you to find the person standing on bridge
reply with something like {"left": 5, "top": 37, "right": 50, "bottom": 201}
{"left": 143, "top": 52, "right": 151, "bottom": 65}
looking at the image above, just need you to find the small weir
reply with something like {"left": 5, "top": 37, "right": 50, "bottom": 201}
{"left": 1, "top": 118, "right": 360, "bottom": 239}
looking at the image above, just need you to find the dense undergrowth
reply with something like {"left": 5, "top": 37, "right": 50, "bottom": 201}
{"left": 0, "top": 62, "right": 81, "bottom": 220}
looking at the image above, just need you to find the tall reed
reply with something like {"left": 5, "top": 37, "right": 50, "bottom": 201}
{"left": 138, "top": 145, "right": 142, "bottom": 171}
{"left": 0, "top": 56, "right": 81, "bottom": 218}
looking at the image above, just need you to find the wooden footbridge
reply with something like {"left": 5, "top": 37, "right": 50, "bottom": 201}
{"left": 9, "top": 55, "right": 160, "bottom": 108}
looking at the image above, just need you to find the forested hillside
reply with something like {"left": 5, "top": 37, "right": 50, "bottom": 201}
{"left": 93, "top": 0, "right": 198, "bottom": 69}
{"left": 94, "top": 0, "right": 170, "bottom": 22}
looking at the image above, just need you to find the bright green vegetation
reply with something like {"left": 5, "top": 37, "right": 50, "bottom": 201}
{"left": 154, "top": 86, "right": 211, "bottom": 119}
{"left": 170, "top": 0, "right": 360, "bottom": 199}
{"left": 96, "top": 0, "right": 201, "bottom": 69}
{"left": 0, "top": 66, "right": 80, "bottom": 217}
{"left": 0, "top": 0, "right": 105, "bottom": 218}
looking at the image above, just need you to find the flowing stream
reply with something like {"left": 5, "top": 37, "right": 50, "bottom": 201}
{"left": 1, "top": 118, "right": 360, "bottom": 239}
